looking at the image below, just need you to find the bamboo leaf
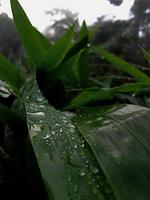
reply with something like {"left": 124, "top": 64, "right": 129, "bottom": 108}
{"left": 0, "top": 102, "right": 26, "bottom": 134}
{"left": 10, "top": 0, "right": 51, "bottom": 66}
{"left": 63, "top": 21, "right": 89, "bottom": 61}
{"left": 139, "top": 46, "right": 150, "bottom": 65}
{"left": 68, "top": 88, "right": 113, "bottom": 108}
{"left": 25, "top": 81, "right": 115, "bottom": 200}
{"left": 74, "top": 104, "right": 150, "bottom": 200}
{"left": 0, "top": 53, "right": 25, "bottom": 92}
{"left": 40, "top": 26, "right": 74, "bottom": 71}
{"left": 78, "top": 48, "right": 89, "bottom": 88}
{"left": 96, "top": 47, "right": 150, "bottom": 82}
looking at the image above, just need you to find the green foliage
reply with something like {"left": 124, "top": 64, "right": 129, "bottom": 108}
{"left": 0, "top": 53, "right": 25, "bottom": 92}
{"left": 0, "top": 0, "right": 150, "bottom": 199}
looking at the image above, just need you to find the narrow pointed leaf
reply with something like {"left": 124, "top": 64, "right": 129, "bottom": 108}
{"left": 96, "top": 47, "right": 150, "bottom": 82}
{"left": 10, "top": 0, "right": 51, "bottom": 66}
{"left": 78, "top": 48, "right": 89, "bottom": 88}
{"left": 69, "top": 89, "right": 113, "bottom": 108}
{"left": 0, "top": 102, "right": 25, "bottom": 134}
{"left": 74, "top": 104, "right": 150, "bottom": 200}
{"left": 25, "top": 81, "right": 115, "bottom": 200}
{"left": 0, "top": 53, "right": 25, "bottom": 92}
{"left": 50, "top": 53, "right": 80, "bottom": 80}
{"left": 79, "top": 20, "right": 89, "bottom": 41}
{"left": 63, "top": 21, "right": 89, "bottom": 61}
{"left": 139, "top": 46, "right": 150, "bottom": 65}
{"left": 40, "top": 26, "right": 74, "bottom": 71}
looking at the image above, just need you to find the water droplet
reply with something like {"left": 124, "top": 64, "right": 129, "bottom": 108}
{"left": 60, "top": 128, "right": 63, "bottom": 133}
{"left": 79, "top": 169, "right": 86, "bottom": 176}
{"left": 87, "top": 120, "right": 92, "bottom": 124}
{"left": 69, "top": 128, "right": 75, "bottom": 133}
{"left": 36, "top": 96, "right": 44, "bottom": 102}
{"left": 90, "top": 166, "right": 99, "bottom": 174}
{"left": 72, "top": 137, "right": 75, "bottom": 140}
{"left": 73, "top": 185, "right": 78, "bottom": 192}
{"left": 54, "top": 123, "right": 60, "bottom": 127}
{"left": 81, "top": 143, "right": 85, "bottom": 148}
{"left": 52, "top": 131, "right": 55, "bottom": 135}
{"left": 69, "top": 123, "right": 75, "bottom": 128}
{"left": 28, "top": 112, "right": 45, "bottom": 122}
{"left": 67, "top": 175, "right": 71, "bottom": 182}
{"left": 43, "top": 134, "right": 50, "bottom": 139}
{"left": 39, "top": 105, "right": 45, "bottom": 109}
{"left": 74, "top": 144, "right": 78, "bottom": 149}
{"left": 97, "top": 117, "right": 103, "bottom": 121}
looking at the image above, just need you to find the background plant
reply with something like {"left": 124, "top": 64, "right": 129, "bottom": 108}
{"left": 0, "top": 0, "right": 150, "bottom": 200}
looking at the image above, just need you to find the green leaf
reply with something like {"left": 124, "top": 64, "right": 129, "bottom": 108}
{"left": 50, "top": 53, "right": 80, "bottom": 80}
{"left": 79, "top": 20, "right": 89, "bottom": 42}
{"left": 69, "top": 82, "right": 150, "bottom": 108}
{"left": 10, "top": 0, "right": 51, "bottom": 66}
{"left": 78, "top": 48, "right": 89, "bottom": 88}
{"left": 96, "top": 47, "right": 150, "bottom": 82}
{"left": 74, "top": 104, "right": 150, "bottom": 200}
{"left": 0, "top": 53, "right": 25, "bottom": 92}
{"left": 111, "top": 82, "right": 150, "bottom": 94}
{"left": 139, "top": 46, "right": 150, "bottom": 65}
{"left": 63, "top": 21, "right": 89, "bottom": 61}
{"left": 0, "top": 102, "right": 25, "bottom": 134}
{"left": 40, "top": 25, "right": 74, "bottom": 71}
{"left": 25, "top": 81, "right": 115, "bottom": 200}
{"left": 69, "top": 89, "right": 113, "bottom": 108}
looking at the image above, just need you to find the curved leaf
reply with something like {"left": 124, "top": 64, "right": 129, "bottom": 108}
{"left": 0, "top": 53, "right": 25, "bottom": 92}
{"left": 10, "top": 0, "right": 51, "bottom": 66}
{"left": 25, "top": 81, "right": 115, "bottom": 200}
{"left": 96, "top": 47, "right": 150, "bottom": 82}
{"left": 74, "top": 104, "right": 150, "bottom": 200}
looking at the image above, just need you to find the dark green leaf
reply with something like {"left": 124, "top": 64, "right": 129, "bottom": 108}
{"left": 0, "top": 53, "right": 25, "bottom": 92}
{"left": 25, "top": 81, "right": 115, "bottom": 200}
{"left": 96, "top": 47, "right": 150, "bottom": 82}
{"left": 78, "top": 48, "right": 89, "bottom": 88}
{"left": 69, "top": 89, "right": 113, "bottom": 108}
{"left": 10, "top": 0, "right": 51, "bottom": 66}
{"left": 139, "top": 46, "right": 150, "bottom": 65}
{"left": 74, "top": 104, "right": 150, "bottom": 200}
{"left": 63, "top": 21, "right": 89, "bottom": 61}
{"left": 40, "top": 26, "right": 74, "bottom": 71}
{"left": 0, "top": 102, "right": 25, "bottom": 134}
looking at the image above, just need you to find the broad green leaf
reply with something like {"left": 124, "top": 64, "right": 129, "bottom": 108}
{"left": 10, "top": 0, "right": 51, "bottom": 66}
{"left": 0, "top": 53, "right": 25, "bottom": 92}
{"left": 96, "top": 47, "right": 150, "bottom": 82}
{"left": 25, "top": 81, "right": 115, "bottom": 200}
{"left": 40, "top": 26, "right": 74, "bottom": 71}
{"left": 78, "top": 48, "right": 89, "bottom": 88}
{"left": 74, "top": 104, "right": 150, "bottom": 200}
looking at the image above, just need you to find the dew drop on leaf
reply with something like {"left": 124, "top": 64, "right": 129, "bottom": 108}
{"left": 79, "top": 169, "right": 86, "bottom": 176}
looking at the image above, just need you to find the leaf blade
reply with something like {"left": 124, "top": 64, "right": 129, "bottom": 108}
{"left": 74, "top": 104, "right": 150, "bottom": 200}
{"left": 96, "top": 47, "right": 150, "bottom": 82}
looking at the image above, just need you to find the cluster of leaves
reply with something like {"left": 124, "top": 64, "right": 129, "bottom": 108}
{"left": 0, "top": 0, "right": 150, "bottom": 199}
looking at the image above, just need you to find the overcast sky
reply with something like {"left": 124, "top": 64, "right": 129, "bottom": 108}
{"left": 0, "top": 0, "right": 134, "bottom": 32}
